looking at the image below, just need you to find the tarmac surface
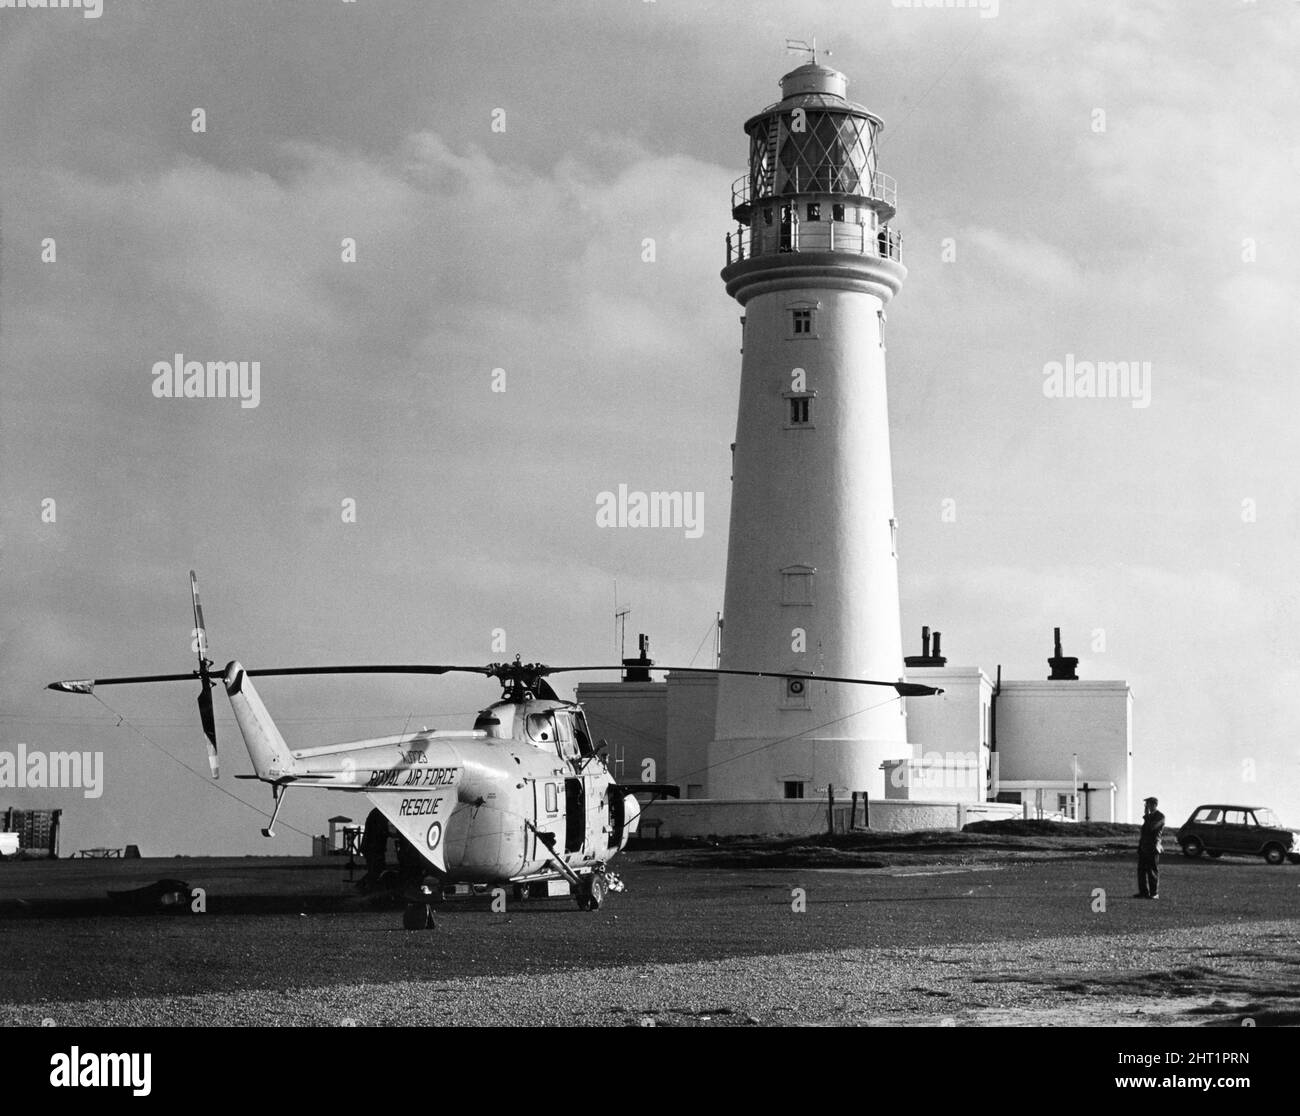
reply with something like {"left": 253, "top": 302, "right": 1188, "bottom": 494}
{"left": 1, "top": 849, "right": 1297, "bottom": 1026}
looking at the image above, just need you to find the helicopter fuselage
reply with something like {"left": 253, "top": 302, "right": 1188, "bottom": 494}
{"left": 226, "top": 668, "right": 637, "bottom": 888}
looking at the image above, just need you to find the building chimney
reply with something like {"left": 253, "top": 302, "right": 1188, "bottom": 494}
{"left": 904, "top": 625, "right": 947, "bottom": 668}
{"left": 1047, "top": 626, "right": 1079, "bottom": 680}
{"left": 622, "top": 633, "right": 654, "bottom": 683}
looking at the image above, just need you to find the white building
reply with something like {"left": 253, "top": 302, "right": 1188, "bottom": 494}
{"left": 894, "top": 627, "right": 1132, "bottom": 822}
{"left": 577, "top": 626, "right": 1134, "bottom": 832}
{"left": 993, "top": 679, "right": 1131, "bottom": 822}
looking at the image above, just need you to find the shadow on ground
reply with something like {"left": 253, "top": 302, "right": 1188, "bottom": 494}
{"left": 974, "top": 946, "right": 1300, "bottom": 1026}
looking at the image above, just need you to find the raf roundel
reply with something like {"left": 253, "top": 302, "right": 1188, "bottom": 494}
{"left": 426, "top": 821, "right": 443, "bottom": 851}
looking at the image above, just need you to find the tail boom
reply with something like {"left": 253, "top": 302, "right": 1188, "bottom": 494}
{"left": 222, "top": 661, "right": 297, "bottom": 781}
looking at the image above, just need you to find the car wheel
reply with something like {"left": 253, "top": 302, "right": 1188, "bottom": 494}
{"left": 1182, "top": 837, "right": 1203, "bottom": 858}
{"left": 1263, "top": 844, "right": 1286, "bottom": 866}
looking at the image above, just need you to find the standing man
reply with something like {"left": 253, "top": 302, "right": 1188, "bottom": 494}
{"left": 1136, "top": 796, "right": 1165, "bottom": 899}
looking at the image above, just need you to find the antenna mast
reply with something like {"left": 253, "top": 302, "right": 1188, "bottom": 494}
{"left": 613, "top": 580, "right": 631, "bottom": 661}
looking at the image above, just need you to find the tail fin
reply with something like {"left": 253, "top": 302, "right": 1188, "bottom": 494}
{"left": 222, "top": 662, "right": 296, "bottom": 781}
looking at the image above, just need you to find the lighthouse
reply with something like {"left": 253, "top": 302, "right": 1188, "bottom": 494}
{"left": 708, "top": 59, "right": 910, "bottom": 800}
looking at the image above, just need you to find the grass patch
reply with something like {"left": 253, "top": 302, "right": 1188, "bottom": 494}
{"left": 963, "top": 819, "right": 1145, "bottom": 839}
{"left": 638, "top": 826, "right": 1143, "bottom": 868}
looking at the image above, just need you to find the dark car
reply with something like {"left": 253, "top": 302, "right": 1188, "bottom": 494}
{"left": 1178, "top": 804, "right": 1300, "bottom": 865}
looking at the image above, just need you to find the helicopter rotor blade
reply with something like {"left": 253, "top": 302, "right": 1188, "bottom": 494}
{"left": 242, "top": 665, "right": 496, "bottom": 682}
{"left": 49, "top": 663, "right": 942, "bottom": 698}
{"left": 49, "top": 673, "right": 197, "bottom": 692}
{"left": 541, "top": 665, "right": 942, "bottom": 697}
{"left": 197, "top": 683, "right": 219, "bottom": 778}
{"left": 48, "top": 664, "right": 495, "bottom": 693}
{"left": 189, "top": 569, "right": 209, "bottom": 664}
{"left": 190, "top": 570, "right": 219, "bottom": 776}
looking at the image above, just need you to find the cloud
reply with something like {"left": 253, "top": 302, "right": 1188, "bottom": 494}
{"left": 4, "top": 0, "right": 1298, "bottom": 852}
{"left": 961, "top": 225, "right": 1083, "bottom": 295}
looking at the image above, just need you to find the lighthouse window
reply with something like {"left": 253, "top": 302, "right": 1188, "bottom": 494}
{"left": 832, "top": 203, "right": 845, "bottom": 222}
{"left": 782, "top": 388, "right": 816, "bottom": 429}
{"left": 787, "top": 301, "right": 819, "bottom": 339}
{"left": 806, "top": 203, "right": 821, "bottom": 222}
{"left": 780, "top": 565, "right": 815, "bottom": 605}
{"left": 763, "top": 207, "right": 773, "bottom": 226}
{"left": 784, "top": 781, "right": 806, "bottom": 800}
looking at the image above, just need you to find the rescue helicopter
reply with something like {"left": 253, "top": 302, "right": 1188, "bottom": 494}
{"left": 49, "top": 572, "right": 942, "bottom": 927}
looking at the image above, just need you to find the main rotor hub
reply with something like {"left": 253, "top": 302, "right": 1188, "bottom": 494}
{"left": 486, "top": 658, "right": 557, "bottom": 702}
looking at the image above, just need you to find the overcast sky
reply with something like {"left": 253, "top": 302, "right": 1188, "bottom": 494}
{"left": 2, "top": 0, "right": 1296, "bottom": 855}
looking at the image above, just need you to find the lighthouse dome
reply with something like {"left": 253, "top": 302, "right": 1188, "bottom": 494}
{"left": 779, "top": 62, "right": 848, "bottom": 100}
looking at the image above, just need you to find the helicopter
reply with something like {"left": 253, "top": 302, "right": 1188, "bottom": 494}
{"left": 49, "top": 572, "right": 942, "bottom": 927}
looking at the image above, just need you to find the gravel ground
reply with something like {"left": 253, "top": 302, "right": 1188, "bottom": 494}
{"left": 3, "top": 855, "right": 1297, "bottom": 1027}
{"left": 6, "top": 919, "right": 1297, "bottom": 1027}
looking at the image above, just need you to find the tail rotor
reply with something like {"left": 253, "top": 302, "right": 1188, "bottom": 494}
{"left": 190, "top": 570, "right": 219, "bottom": 778}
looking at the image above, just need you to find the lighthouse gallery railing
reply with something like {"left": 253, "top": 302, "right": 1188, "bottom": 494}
{"left": 731, "top": 169, "right": 897, "bottom": 215}
{"left": 726, "top": 222, "right": 903, "bottom": 265}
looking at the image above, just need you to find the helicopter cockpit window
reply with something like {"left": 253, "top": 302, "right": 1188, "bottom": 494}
{"left": 550, "top": 712, "right": 581, "bottom": 761}
{"left": 526, "top": 713, "right": 555, "bottom": 743}
{"left": 572, "top": 711, "right": 595, "bottom": 757}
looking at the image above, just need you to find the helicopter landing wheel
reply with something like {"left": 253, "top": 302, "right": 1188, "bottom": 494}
{"left": 402, "top": 901, "right": 435, "bottom": 930}
{"left": 575, "top": 872, "right": 608, "bottom": 912}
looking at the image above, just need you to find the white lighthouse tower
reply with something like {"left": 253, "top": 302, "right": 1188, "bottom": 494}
{"left": 708, "top": 58, "right": 910, "bottom": 801}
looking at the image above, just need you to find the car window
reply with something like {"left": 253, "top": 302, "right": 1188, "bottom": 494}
{"left": 1222, "top": 809, "right": 1246, "bottom": 826}
{"left": 1194, "top": 808, "right": 1220, "bottom": 823}
{"left": 1256, "top": 808, "right": 1280, "bottom": 827}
